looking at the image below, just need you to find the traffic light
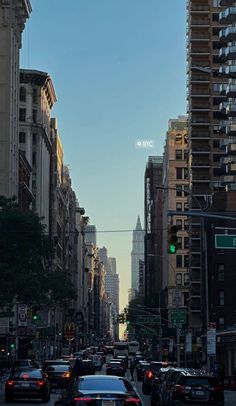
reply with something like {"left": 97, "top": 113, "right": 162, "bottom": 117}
{"left": 168, "top": 225, "right": 178, "bottom": 254}
{"left": 118, "top": 313, "right": 125, "bottom": 324}
{"left": 31, "top": 306, "right": 40, "bottom": 322}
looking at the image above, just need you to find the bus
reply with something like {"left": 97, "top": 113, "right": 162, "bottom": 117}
{"left": 128, "top": 340, "right": 140, "bottom": 355}
{"left": 113, "top": 341, "right": 129, "bottom": 357}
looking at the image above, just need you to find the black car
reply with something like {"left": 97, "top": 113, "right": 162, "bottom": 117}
{"left": 159, "top": 367, "right": 189, "bottom": 406}
{"left": 81, "top": 359, "right": 95, "bottom": 375}
{"left": 46, "top": 364, "right": 72, "bottom": 389}
{"left": 43, "top": 359, "right": 70, "bottom": 371}
{"left": 5, "top": 367, "right": 50, "bottom": 403}
{"left": 172, "top": 370, "right": 224, "bottom": 406}
{"left": 142, "top": 361, "right": 169, "bottom": 394}
{"left": 136, "top": 361, "right": 150, "bottom": 381}
{"left": 54, "top": 374, "right": 143, "bottom": 406}
{"left": 106, "top": 361, "right": 126, "bottom": 377}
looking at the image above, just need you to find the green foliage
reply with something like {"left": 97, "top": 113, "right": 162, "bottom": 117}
{"left": 0, "top": 196, "right": 75, "bottom": 308}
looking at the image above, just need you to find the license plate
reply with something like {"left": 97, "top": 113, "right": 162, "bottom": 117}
{"left": 192, "top": 390, "right": 204, "bottom": 397}
{"left": 21, "top": 382, "right": 30, "bottom": 387}
{"left": 102, "top": 401, "right": 115, "bottom": 406}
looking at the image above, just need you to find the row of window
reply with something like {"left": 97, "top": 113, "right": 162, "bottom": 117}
{"left": 176, "top": 202, "right": 189, "bottom": 212}
{"left": 176, "top": 272, "right": 189, "bottom": 286}
{"left": 19, "top": 108, "right": 37, "bottom": 123}
{"left": 19, "top": 132, "right": 37, "bottom": 145}
{"left": 175, "top": 149, "right": 188, "bottom": 160}
{"left": 20, "top": 86, "right": 37, "bottom": 104}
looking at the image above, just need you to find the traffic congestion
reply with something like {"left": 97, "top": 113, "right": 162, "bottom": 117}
{"left": 0, "top": 342, "right": 229, "bottom": 405}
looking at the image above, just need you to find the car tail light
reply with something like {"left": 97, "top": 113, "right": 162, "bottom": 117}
{"left": 37, "top": 380, "right": 46, "bottom": 386}
{"left": 175, "top": 384, "right": 186, "bottom": 393}
{"left": 62, "top": 372, "right": 71, "bottom": 378}
{"left": 125, "top": 398, "right": 141, "bottom": 404}
{"left": 146, "top": 370, "right": 153, "bottom": 379}
{"left": 6, "top": 380, "right": 15, "bottom": 386}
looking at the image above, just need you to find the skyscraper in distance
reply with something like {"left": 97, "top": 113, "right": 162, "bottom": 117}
{"left": 130, "top": 216, "right": 144, "bottom": 300}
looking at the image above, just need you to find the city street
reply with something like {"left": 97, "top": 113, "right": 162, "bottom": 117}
{"left": 1, "top": 366, "right": 236, "bottom": 406}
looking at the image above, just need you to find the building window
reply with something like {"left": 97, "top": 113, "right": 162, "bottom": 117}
{"left": 176, "top": 255, "right": 182, "bottom": 268}
{"left": 184, "top": 255, "right": 189, "bottom": 268}
{"left": 217, "top": 264, "right": 224, "bottom": 281}
{"left": 176, "top": 168, "right": 183, "bottom": 179}
{"left": 176, "top": 202, "right": 182, "bottom": 211}
{"left": 184, "top": 273, "right": 189, "bottom": 285}
{"left": 33, "top": 109, "right": 37, "bottom": 123}
{"left": 184, "top": 168, "right": 188, "bottom": 179}
{"left": 176, "top": 185, "right": 182, "bottom": 197}
{"left": 19, "top": 86, "right": 26, "bottom": 102}
{"left": 184, "top": 202, "right": 189, "bottom": 211}
{"left": 19, "top": 132, "right": 26, "bottom": 143}
{"left": 175, "top": 134, "right": 182, "bottom": 144}
{"left": 176, "top": 219, "right": 182, "bottom": 230}
{"left": 219, "top": 290, "right": 224, "bottom": 306}
{"left": 184, "top": 219, "right": 188, "bottom": 230}
{"left": 33, "top": 88, "right": 37, "bottom": 104}
{"left": 176, "top": 273, "right": 182, "bottom": 285}
{"left": 176, "top": 150, "right": 182, "bottom": 160}
{"left": 184, "top": 149, "right": 188, "bottom": 160}
{"left": 32, "top": 151, "right": 36, "bottom": 166}
{"left": 218, "top": 317, "right": 224, "bottom": 329}
{"left": 184, "top": 237, "right": 189, "bottom": 249}
{"left": 19, "top": 108, "right": 26, "bottom": 122}
{"left": 33, "top": 133, "right": 37, "bottom": 145}
{"left": 177, "top": 237, "right": 182, "bottom": 249}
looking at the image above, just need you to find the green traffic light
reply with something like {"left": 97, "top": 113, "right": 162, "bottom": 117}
{"left": 10, "top": 343, "right": 15, "bottom": 349}
{"left": 32, "top": 315, "right": 37, "bottom": 320}
{"left": 169, "top": 244, "right": 177, "bottom": 254}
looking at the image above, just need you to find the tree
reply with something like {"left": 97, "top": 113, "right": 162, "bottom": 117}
{"left": 0, "top": 196, "right": 75, "bottom": 308}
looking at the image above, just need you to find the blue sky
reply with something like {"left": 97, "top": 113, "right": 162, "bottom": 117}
{"left": 21, "top": 0, "right": 186, "bottom": 309}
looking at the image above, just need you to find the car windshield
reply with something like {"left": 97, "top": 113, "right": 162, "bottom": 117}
{"left": 12, "top": 370, "right": 42, "bottom": 379}
{"left": 79, "top": 378, "right": 129, "bottom": 392}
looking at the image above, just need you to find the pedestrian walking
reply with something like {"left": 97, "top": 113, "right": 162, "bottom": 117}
{"left": 129, "top": 360, "right": 135, "bottom": 381}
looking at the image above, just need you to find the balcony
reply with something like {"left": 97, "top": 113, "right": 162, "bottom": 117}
{"left": 225, "top": 123, "right": 236, "bottom": 136}
{"left": 191, "top": 87, "right": 210, "bottom": 96}
{"left": 226, "top": 103, "right": 236, "bottom": 116}
{"left": 191, "top": 144, "right": 210, "bottom": 153}
{"left": 219, "top": 84, "right": 228, "bottom": 95}
{"left": 191, "top": 116, "right": 210, "bottom": 125}
{"left": 220, "top": 135, "right": 236, "bottom": 147}
{"left": 219, "top": 7, "right": 236, "bottom": 24}
{"left": 225, "top": 45, "right": 236, "bottom": 60}
{"left": 226, "top": 84, "right": 236, "bottom": 97}
{"left": 191, "top": 131, "right": 210, "bottom": 138}
{"left": 191, "top": 159, "right": 210, "bottom": 167}
{"left": 191, "top": 19, "right": 210, "bottom": 26}
{"left": 220, "top": 26, "right": 236, "bottom": 42}
{"left": 220, "top": 0, "right": 235, "bottom": 6}
{"left": 219, "top": 47, "right": 227, "bottom": 60}
{"left": 189, "top": 4, "right": 209, "bottom": 12}
{"left": 191, "top": 104, "right": 210, "bottom": 111}
{"left": 219, "top": 101, "right": 228, "bottom": 113}
{"left": 225, "top": 65, "right": 236, "bottom": 77}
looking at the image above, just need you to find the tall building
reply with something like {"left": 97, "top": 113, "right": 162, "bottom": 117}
{"left": 0, "top": 1, "right": 31, "bottom": 198}
{"left": 131, "top": 216, "right": 144, "bottom": 300}
{"left": 162, "top": 117, "right": 189, "bottom": 324}
{"left": 19, "top": 69, "right": 57, "bottom": 229}
{"left": 144, "top": 156, "right": 163, "bottom": 307}
{"left": 187, "top": 0, "right": 228, "bottom": 332}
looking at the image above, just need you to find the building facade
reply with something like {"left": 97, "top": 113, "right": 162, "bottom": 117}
{"left": 0, "top": 0, "right": 31, "bottom": 198}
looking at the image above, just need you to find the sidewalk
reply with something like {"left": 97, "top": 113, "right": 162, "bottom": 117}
{"left": 225, "top": 390, "right": 236, "bottom": 405}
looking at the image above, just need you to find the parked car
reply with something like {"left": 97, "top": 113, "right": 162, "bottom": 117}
{"left": 5, "top": 367, "right": 50, "bottom": 403}
{"left": 54, "top": 374, "right": 143, "bottom": 406}
{"left": 136, "top": 361, "right": 150, "bottom": 381}
{"left": 172, "top": 370, "right": 224, "bottom": 406}
{"left": 106, "top": 361, "right": 126, "bottom": 377}
{"left": 142, "top": 361, "right": 169, "bottom": 394}
{"left": 45, "top": 364, "right": 72, "bottom": 389}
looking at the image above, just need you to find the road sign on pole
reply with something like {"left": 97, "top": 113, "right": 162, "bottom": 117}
{"left": 171, "top": 310, "right": 187, "bottom": 325}
{"left": 215, "top": 234, "right": 236, "bottom": 249}
{"left": 136, "top": 315, "right": 161, "bottom": 325}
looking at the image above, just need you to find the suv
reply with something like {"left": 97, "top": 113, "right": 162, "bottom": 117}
{"left": 142, "top": 361, "right": 169, "bottom": 394}
{"left": 159, "top": 367, "right": 189, "bottom": 406}
{"left": 172, "top": 370, "right": 224, "bottom": 406}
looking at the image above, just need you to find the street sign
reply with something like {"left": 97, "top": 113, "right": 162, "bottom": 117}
{"left": 0, "top": 311, "right": 14, "bottom": 318}
{"left": 171, "top": 310, "right": 187, "bottom": 325}
{"left": 138, "top": 327, "right": 156, "bottom": 337}
{"left": 136, "top": 314, "right": 161, "bottom": 325}
{"left": 215, "top": 234, "right": 236, "bottom": 249}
